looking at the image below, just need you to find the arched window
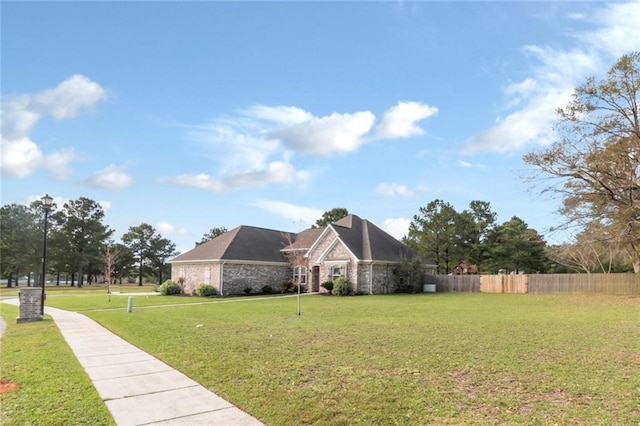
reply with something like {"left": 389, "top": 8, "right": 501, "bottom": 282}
{"left": 293, "top": 266, "right": 307, "bottom": 284}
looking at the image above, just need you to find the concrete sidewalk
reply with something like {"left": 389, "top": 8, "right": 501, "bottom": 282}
{"left": 2, "top": 299, "right": 264, "bottom": 426}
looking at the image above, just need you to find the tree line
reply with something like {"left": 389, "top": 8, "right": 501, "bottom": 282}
{"left": 1, "top": 193, "right": 635, "bottom": 291}
{"left": 403, "top": 199, "right": 550, "bottom": 274}
{"left": 0, "top": 197, "right": 178, "bottom": 288}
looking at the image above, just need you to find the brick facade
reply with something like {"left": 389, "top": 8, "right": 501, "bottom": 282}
{"left": 17, "top": 287, "right": 43, "bottom": 323}
{"left": 169, "top": 215, "right": 434, "bottom": 296}
{"left": 221, "top": 263, "right": 290, "bottom": 295}
{"left": 172, "top": 262, "right": 290, "bottom": 296}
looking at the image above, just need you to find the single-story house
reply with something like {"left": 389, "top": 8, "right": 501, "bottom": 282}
{"left": 169, "top": 214, "right": 436, "bottom": 295}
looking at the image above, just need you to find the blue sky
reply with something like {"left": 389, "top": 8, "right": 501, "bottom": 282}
{"left": 2, "top": 1, "right": 640, "bottom": 253}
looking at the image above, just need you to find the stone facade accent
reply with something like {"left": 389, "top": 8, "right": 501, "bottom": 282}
{"left": 307, "top": 228, "right": 400, "bottom": 294}
{"left": 17, "top": 287, "right": 43, "bottom": 323}
{"left": 324, "top": 242, "right": 351, "bottom": 260}
{"left": 306, "top": 230, "right": 334, "bottom": 259}
{"left": 307, "top": 229, "right": 363, "bottom": 293}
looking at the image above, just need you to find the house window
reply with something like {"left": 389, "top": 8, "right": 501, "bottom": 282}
{"left": 204, "top": 268, "right": 211, "bottom": 285}
{"left": 331, "top": 264, "right": 345, "bottom": 281}
{"left": 293, "top": 266, "right": 307, "bottom": 284}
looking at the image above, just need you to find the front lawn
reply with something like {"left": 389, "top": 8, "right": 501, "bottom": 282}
{"left": 0, "top": 304, "right": 114, "bottom": 425}
{"left": 1, "top": 293, "right": 638, "bottom": 424}
{"left": 83, "top": 294, "right": 640, "bottom": 425}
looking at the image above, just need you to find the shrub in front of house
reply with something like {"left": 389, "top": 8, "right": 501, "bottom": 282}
{"left": 243, "top": 286, "right": 252, "bottom": 295}
{"left": 281, "top": 281, "right": 294, "bottom": 293}
{"left": 321, "top": 281, "right": 334, "bottom": 294}
{"left": 333, "top": 277, "right": 352, "bottom": 296}
{"left": 176, "top": 276, "right": 186, "bottom": 292}
{"left": 261, "top": 285, "right": 273, "bottom": 294}
{"left": 196, "top": 284, "right": 217, "bottom": 297}
{"left": 159, "top": 280, "right": 183, "bottom": 296}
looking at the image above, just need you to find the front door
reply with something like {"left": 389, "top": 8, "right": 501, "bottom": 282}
{"left": 312, "top": 266, "right": 320, "bottom": 292}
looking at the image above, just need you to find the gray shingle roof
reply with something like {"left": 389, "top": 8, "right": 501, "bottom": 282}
{"left": 170, "top": 225, "right": 290, "bottom": 263}
{"left": 170, "top": 215, "right": 434, "bottom": 266}
{"left": 281, "top": 227, "right": 324, "bottom": 251}
{"left": 332, "top": 215, "right": 418, "bottom": 263}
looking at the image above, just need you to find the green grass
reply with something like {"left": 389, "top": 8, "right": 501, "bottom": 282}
{"left": 2, "top": 293, "right": 639, "bottom": 425}
{"left": 0, "top": 304, "right": 114, "bottom": 426}
{"left": 0, "top": 283, "right": 158, "bottom": 298}
{"left": 85, "top": 294, "right": 640, "bottom": 425}
{"left": 42, "top": 290, "right": 281, "bottom": 312}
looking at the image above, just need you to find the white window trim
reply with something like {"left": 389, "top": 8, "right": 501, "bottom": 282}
{"left": 293, "top": 266, "right": 307, "bottom": 284}
{"left": 330, "top": 263, "right": 347, "bottom": 281}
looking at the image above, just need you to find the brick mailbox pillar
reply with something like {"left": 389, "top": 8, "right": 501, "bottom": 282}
{"left": 16, "top": 287, "right": 44, "bottom": 323}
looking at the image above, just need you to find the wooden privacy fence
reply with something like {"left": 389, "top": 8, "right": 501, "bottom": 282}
{"left": 480, "top": 275, "right": 528, "bottom": 294}
{"left": 528, "top": 273, "right": 640, "bottom": 295}
{"left": 425, "top": 274, "right": 480, "bottom": 293}
{"left": 424, "top": 273, "right": 640, "bottom": 295}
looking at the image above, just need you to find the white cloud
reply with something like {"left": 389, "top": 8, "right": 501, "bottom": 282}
{"left": 191, "top": 122, "right": 281, "bottom": 172}
{"left": 1, "top": 74, "right": 106, "bottom": 178}
{"left": 29, "top": 74, "right": 106, "bottom": 119}
{"left": 463, "top": 1, "right": 640, "bottom": 153}
{"left": 243, "top": 105, "right": 313, "bottom": 125}
{"left": 183, "top": 101, "right": 436, "bottom": 191}
{"left": 251, "top": 199, "right": 324, "bottom": 227}
{"left": 465, "top": 79, "right": 573, "bottom": 153}
{"left": 227, "top": 161, "right": 309, "bottom": 188}
{"left": 160, "top": 173, "right": 224, "bottom": 193}
{"left": 582, "top": 1, "right": 640, "bottom": 58}
{"left": 1, "top": 98, "right": 40, "bottom": 140}
{"left": 157, "top": 221, "right": 188, "bottom": 236}
{"left": 98, "top": 200, "right": 112, "bottom": 212}
{"left": 270, "top": 111, "right": 376, "bottom": 156}
{"left": 382, "top": 217, "right": 411, "bottom": 240}
{"left": 457, "top": 160, "right": 485, "bottom": 169}
{"left": 504, "top": 77, "right": 538, "bottom": 109}
{"left": 376, "top": 182, "right": 414, "bottom": 197}
{"left": 161, "top": 161, "right": 310, "bottom": 192}
{"left": 87, "top": 164, "right": 132, "bottom": 190}
{"left": 186, "top": 109, "right": 308, "bottom": 189}
{"left": 45, "top": 149, "right": 78, "bottom": 179}
{"left": 1, "top": 137, "right": 44, "bottom": 178}
{"left": 374, "top": 101, "right": 438, "bottom": 139}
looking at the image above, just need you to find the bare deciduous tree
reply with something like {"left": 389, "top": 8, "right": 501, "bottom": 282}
{"left": 524, "top": 52, "right": 640, "bottom": 272}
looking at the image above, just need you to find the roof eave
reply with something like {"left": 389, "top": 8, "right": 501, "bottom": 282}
{"left": 170, "top": 259, "right": 289, "bottom": 266}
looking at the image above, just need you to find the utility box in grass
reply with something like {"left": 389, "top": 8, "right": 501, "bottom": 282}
{"left": 17, "top": 287, "right": 43, "bottom": 323}
{"left": 423, "top": 284, "right": 436, "bottom": 293}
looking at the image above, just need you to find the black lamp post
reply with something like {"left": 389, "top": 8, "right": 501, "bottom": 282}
{"left": 40, "top": 194, "right": 53, "bottom": 316}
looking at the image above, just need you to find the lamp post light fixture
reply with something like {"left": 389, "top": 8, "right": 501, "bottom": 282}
{"left": 40, "top": 194, "right": 53, "bottom": 316}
